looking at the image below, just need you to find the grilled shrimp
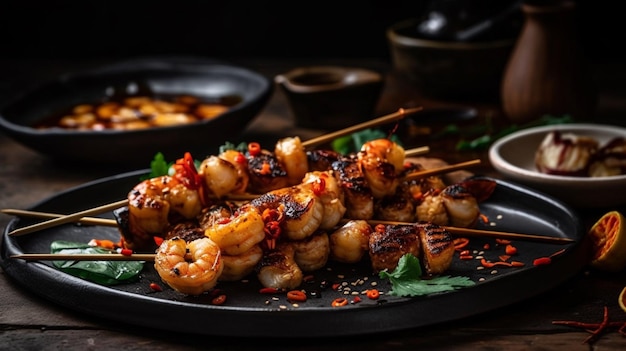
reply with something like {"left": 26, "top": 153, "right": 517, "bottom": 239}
{"left": 197, "top": 201, "right": 239, "bottom": 230}
{"left": 440, "top": 178, "right": 496, "bottom": 228}
{"left": 204, "top": 204, "right": 265, "bottom": 256}
{"left": 247, "top": 148, "right": 290, "bottom": 193}
{"left": 275, "top": 136, "right": 308, "bottom": 186}
{"left": 329, "top": 220, "right": 372, "bottom": 264}
{"left": 416, "top": 178, "right": 496, "bottom": 228}
{"left": 219, "top": 244, "right": 263, "bottom": 282}
{"left": 415, "top": 189, "right": 449, "bottom": 226}
{"left": 301, "top": 171, "right": 346, "bottom": 230}
{"left": 291, "top": 231, "right": 330, "bottom": 272}
{"left": 128, "top": 175, "right": 202, "bottom": 239}
{"left": 332, "top": 156, "right": 374, "bottom": 220}
{"left": 251, "top": 185, "right": 324, "bottom": 241}
{"left": 369, "top": 223, "right": 421, "bottom": 272}
{"left": 256, "top": 242, "right": 303, "bottom": 290}
{"left": 375, "top": 189, "right": 416, "bottom": 222}
{"left": 154, "top": 237, "right": 224, "bottom": 295}
{"left": 199, "top": 155, "right": 243, "bottom": 198}
{"left": 358, "top": 139, "right": 406, "bottom": 198}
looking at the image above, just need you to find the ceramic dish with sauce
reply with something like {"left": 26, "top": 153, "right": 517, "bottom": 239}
{"left": 0, "top": 57, "right": 273, "bottom": 166}
{"left": 488, "top": 124, "right": 626, "bottom": 208}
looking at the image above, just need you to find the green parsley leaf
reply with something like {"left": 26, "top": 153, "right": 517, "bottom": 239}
{"left": 219, "top": 141, "right": 248, "bottom": 154}
{"left": 379, "top": 254, "right": 475, "bottom": 297}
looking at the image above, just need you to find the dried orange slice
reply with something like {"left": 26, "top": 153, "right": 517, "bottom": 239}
{"left": 589, "top": 211, "right": 626, "bottom": 272}
{"left": 619, "top": 286, "right": 626, "bottom": 313}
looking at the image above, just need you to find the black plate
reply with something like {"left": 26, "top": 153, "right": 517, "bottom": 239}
{"left": 0, "top": 57, "right": 273, "bottom": 165}
{"left": 0, "top": 171, "right": 587, "bottom": 338}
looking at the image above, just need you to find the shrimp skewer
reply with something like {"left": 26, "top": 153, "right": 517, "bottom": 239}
{"left": 154, "top": 237, "right": 224, "bottom": 295}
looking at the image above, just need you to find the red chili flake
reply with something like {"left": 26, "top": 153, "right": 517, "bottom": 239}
{"left": 533, "top": 257, "right": 552, "bottom": 266}
{"left": 248, "top": 142, "right": 261, "bottom": 156}
{"left": 366, "top": 289, "right": 380, "bottom": 300}
{"left": 259, "top": 287, "right": 282, "bottom": 294}
{"left": 481, "top": 258, "right": 522, "bottom": 268}
{"left": 459, "top": 250, "right": 470, "bottom": 256}
{"left": 303, "top": 274, "right": 315, "bottom": 283}
{"left": 331, "top": 298, "right": 348, "bottom": 307}
{"left": 312, "top": 177, "right": 326, "bottom": 196}
{"left": 495, "top": 238, "right": 512, "bottom": 245}
{"left": 217, "top": 217, "right": 232, "bottom": 225}
{"left": 483, "top": 243, "right": 490, "bottom": 250}
{"left": 153, "top": 236, "right": 164, "bottom": 247}
{"left": 331, "top": 283, "right": 341, "bottom": 290}
{"left": 351, "top": 296, "right": 362, "bottom": 304}
{"left": 454, "top": 237, "right": 470, "bottom": 251}
{"left": 499, "top": 255, "right": 511, "bottom": 262}
{"left": 234, "top": 152, "right": 246, "bottom": 164}
{"left": 505, "top": 244, "right": 518, "bottom": 255}
{"left": 120, "top": 248, "right": 133, "bottom": 256}
{"left": 149, "top": 283, "right": 162, "bottom": 292}
{"left": 212, "top": 294, "right": 227, "bottom": 305}
{"left": 286, "top": 290, "right": 307, "bottom": 302}
{"left": 459, "top": 254, "right": 474, "bottom": 260}
{"left": 260, "top": 162, "right": 271, "bottom": 175}
{"left": 479, "top": 213, "right": 489, "bottom": 224}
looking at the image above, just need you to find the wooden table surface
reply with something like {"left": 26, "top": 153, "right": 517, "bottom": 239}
{"left": 1, "top": 58, "right": 626, "bottom": 350}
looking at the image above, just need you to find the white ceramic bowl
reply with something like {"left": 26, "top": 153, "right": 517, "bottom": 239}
{"left": 489, "top": 124, "right": 626, "bottom": 208}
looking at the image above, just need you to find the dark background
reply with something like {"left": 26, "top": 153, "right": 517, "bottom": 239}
{"left": 0, "top": 0, "right": 621, "bottom": 63}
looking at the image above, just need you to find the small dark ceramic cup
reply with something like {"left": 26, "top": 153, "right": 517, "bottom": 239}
{"left": 275, "top": 66, "right": 384, "bottom": 130}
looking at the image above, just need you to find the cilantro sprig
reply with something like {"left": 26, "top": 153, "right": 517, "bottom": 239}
{"left": 379, "top": 254, "right": 475, "bottom": 297}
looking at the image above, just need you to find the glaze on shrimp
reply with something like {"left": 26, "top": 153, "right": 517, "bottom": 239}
{"left": 154, "top": 237, "right": 224, "bottom": 295}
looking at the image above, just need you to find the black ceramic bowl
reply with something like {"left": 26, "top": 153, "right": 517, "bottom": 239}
{"left": 0, "top": 57, "right": 273, "bottom": 166}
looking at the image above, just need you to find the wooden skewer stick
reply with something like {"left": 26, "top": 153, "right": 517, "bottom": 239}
{"left": 404, "top": 146, "right": 430, "bottom": 158}
{"left": 1, "top": 209, "right": 118, "bottom": 227}
{"left": 11, "top": 253, "right": 156, "bottom": 261}
{"left": 405, "top": 159, "right": 482, "bottom": 180}
{"left": 363, "top": 219, "right": 575, "bottom": 245}
{"left": 10, "top": 220, "right": 574, "bottom": 262}
{"left": 301, "top": 107, "right": 423, "bottom": 149}
{"left": 8, "top": 199, "right": 128, "bottom": 237}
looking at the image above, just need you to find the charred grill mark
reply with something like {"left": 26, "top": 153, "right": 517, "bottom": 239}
{"left": 165, "top": 221, "right": 205, "bottom": 242}
{"left": 332, "top": 158, "right": 372, "bottom": 195}
{"left": 369, "top": 224, "right": 420, "bottom": 254}
{"left": 306, "top": 149, "right": 340, "bottom": 171}
{"left": 258, "top": 248, "right": 290, "bottom": 270}
{"left": 417, "top": 222, "right": 453, "bottom": 255}
{"left": 248, "top": 151, "right": 287, "bottom": 178}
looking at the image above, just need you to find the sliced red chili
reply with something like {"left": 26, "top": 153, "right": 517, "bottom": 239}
{"left": 248, "top": 142, "right": 261, "bottom": 156}
{"left": 286, "top": 290, "right": 307, "bottom": 302}
{"left": 366, "top": 289, "right": 380, "bottom": 300}
{"left": 259, "top": 287, "right": 281, "bottom": 294}
{"left": 212, "top": 294, "right": 227, "bottom": 305}
{"left": 505, "top": 244, "right": 518, "bottom": 255}
{"left": 533, "top": 257, "right": 552, "bottom": 266}
{"left": 331, "top": 298, "right": 348, "bottom": 307}
{"left": 149, "top": 282, "right": 162, "bottom": 292}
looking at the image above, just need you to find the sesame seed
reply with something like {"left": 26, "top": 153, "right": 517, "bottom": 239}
{"left": 279, "top": 305, "right": 287, "bottom": 310}
{"left": 490, "top": 270, "right": 498, "bottom": 274}
{"left": 479, "top": 277, "right": 486, "bottom": 282}
{"left": 477, "top": 266, "right": 485, "bottom": 270}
